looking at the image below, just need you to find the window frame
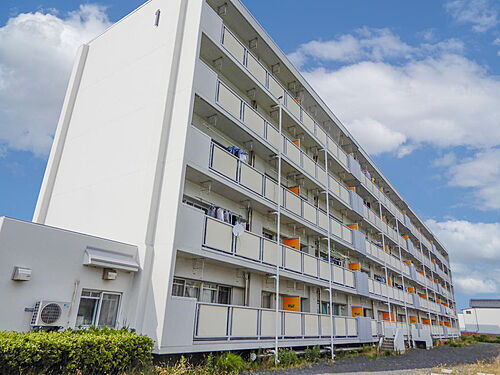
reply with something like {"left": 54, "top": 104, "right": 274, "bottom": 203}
{"left": 77, "top": 289, "right": 122, "bottom": 328}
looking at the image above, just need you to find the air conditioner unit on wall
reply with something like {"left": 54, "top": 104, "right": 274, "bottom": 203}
{"left": 30, "top": 301, "right": 71, "bottom": 328}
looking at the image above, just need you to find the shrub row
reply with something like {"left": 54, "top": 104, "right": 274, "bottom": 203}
{"left": 0, "top": 327, "right": 153, "bottom": 375}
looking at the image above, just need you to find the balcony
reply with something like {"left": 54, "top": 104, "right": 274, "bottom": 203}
{"left": 211, "top": 25, "right": 355, "bottom": 176}
{"left": 203, "top": 214, "right": 355, "bottom": 288}
{"left": 365, "top": 241, "right": 411, "bottom": 276}
{"left": 194, "top": 302, "right": 359, "bottom": 340}
{"left": 368, "top": 278, "right": 413, "bottom": 305}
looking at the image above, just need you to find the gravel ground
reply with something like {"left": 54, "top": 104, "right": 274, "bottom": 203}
{"left": 256, "top": 343, "right": 500, "bottom": 375}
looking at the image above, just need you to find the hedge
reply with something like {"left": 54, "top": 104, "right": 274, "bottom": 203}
{"left": 0, "top": 327, "right": 153, "bottom": 375}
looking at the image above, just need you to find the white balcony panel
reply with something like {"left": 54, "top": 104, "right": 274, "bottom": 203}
{"left": 286, "top": 94, "right": 301, "bottom": 120}
{"left": 205, "top": 218, "right": 233, "bottom": 251}
{"left": 211, "top": 146, "right": 238, "bottom": 180}
{"left": 302, "top": 154, "right": 316, "bottom": 177}
{"left": 268, "top": 75, "right": 284, "bottom": 100}
{"left": 344, "top": 270, "right": 355, "bottom": 287}
{"left": 318, "top": 210, "right": 328, "bottom": 231}
{"left": 371, "top": 320, "right": 378, "bottom": 336}
{"left": 240, "top": 163, "right": 263, "bottom": 194}
{"left": 327, "top": 139, "right": 339, "bottom": 157}
{"left": 333, "top": 266, "right": 343, "bottom": 284}
{"left": 235, "top": 231, "right": 260, "bottom": 260}
{"left": 332, "top": 221, "right": 343, "bottom": 240}
{"left": 368, "top": 279, "right": 374, "bottom": 293}
{"left": 347, "top": 318, "right": 357, "bottom": 336}
{"left": 303, "top": 255, "right": 317, "bottom": 277}
{"left": 304, "top": 314, "right": 319, "bottom": 336}
{"left": 242, "top": 105, "right": 265, "bottom": 138}
{"left": 266, "top": 125, "right": 281, "bottom": 150}
{"left": 284, "top": 312, "right": 302, "bottom": 336}
{"left": 246, "top": 53, "right": 266, "bottom": 86}
{"left": 222, "top": 29, "right": 245, "bottom": 63}
{"left": 263, "top": 239, "right": 280, "bottom": 265}
{"left": 319, "top": 260, "right": 330, "bottom": 280}
{"left": 315, "top": 126, "right": 327, "bottom": 145}
{"left": 264, "top": 178, "right": 279, "bottom": 203}
{"left": 285, "top": 248, "right": 301, "bottom": 273}
{"left": 261, "top": 310, "right": 278, "bottom": 337}
{"left": 339, "top": 187, "right": 350, "bottom": 204}
{"left": 338, "top": 149, "right": 348, "bottom": 167}
{"left": 374, "top": 282, "right": 381, "bottom": 295}
{"left": 197, "top": 304, "right": 227, "bottom": 338}
{"left": 285, "top": 140, "right": 301, "bottom": 166}
{"left": 321, "top": 315, "right": 332, "bottom": 336}
{"left": 381, "top": 284, "right": 388, "bottom": 297}
{"left": 342, "top": 227, "right": 352, "bottom": 243}
{"left": 303, "top": 201, "right": 317, "bottom": 224}
{"left": 285, "top": 190, "right": 301, "bottom": 216}
{"left": 302, "top": 112, "right": 315, "bottom": 133}
{"left": 334, "top": 317, "right": 346, "bottom": 336}
{"left": 217, "top": 83, "right": 241, "bottom": 119}
{"left": 316, "top": 166, "right": 327, "bottom": 186}
{"left": 231, "top": 307, "right": 258, "bottom": 337}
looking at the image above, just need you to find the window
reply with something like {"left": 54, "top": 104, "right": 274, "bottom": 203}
{"left": 172, "top": 278, "right": 185, "bottom": 297}
{"left": 172, "top": 278, "right": 233, "bottom": 304}
{"left": 218, "top": 286, "right": 231, "bottom": 305}
{"left": 262, "top": 292, "right": 272, "bottom": 309}
{"left": 76, "top": 290, "right": 121, "bottom": 328}
{"left": 466, "top": 311, "right": 471, "bottom": 315}
{"left": 333, "top": 303, "right": 346, "bottom": 316}
{"left": 201, "top": 283, "right": 218, "bottom": 303}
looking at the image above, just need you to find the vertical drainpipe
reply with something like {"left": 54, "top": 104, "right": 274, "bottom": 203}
{"left": 418, "top": 239, "right": 432, "bottom": 330}
{"left": 379, "top": 204, "right": 392, "bottom": 328}
{"left": 323, "top": 147, "right": 334, "bottom": 359}
{"left": 274, "top": 104, "right": 283, "bottom": 365}
{"left": 395, "top": 218, "right": 411, "bottom": 345}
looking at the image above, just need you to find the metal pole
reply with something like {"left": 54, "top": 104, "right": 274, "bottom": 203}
{"left": 395, "top": 218, "right": 411, "bottom": 344}
{"left": 274, "top": 105, "right": 283, "bottom": 364}
{"left": 378, "top": 203, "right": 392, "bottom": 323}
{"left": 323, "top": 147, "right": 335, "bottom": 359}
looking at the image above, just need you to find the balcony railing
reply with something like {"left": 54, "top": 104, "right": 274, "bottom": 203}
{"left": 220, "top": 26, "right": 349, "bottom": 170}
{"left": 209, "top": 142, "right": 354, "bottom": 246}
{"left": 368, "top": 278, "right": 413, "bottom": 305}
{"left": 194, "top": 302, "right": 358, "bottom": 340}
{"left": 214, "top": 80, "right": 353, "bottom": 209}
{"left": 365, "top": 241, "right": 410, "bottom": 276}
{"left": 203, "top": 215, "right": 355, "bottom": 288}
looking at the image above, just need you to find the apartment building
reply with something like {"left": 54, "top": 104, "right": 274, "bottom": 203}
{"left": 0, "top": 0, "right": 458, "bottom": 355}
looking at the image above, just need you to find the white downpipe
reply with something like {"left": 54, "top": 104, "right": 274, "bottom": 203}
{"left": 395, "top": 219, "right": 412, "bottom": 345}
{"left": 418, "top": 239, "right": 432, "bottom": 330}
{"left": 324, "top": 147, "right": 335, "bottom": 359}
{"left": 379, "top": 204, "right": 392, "bottom": 324}
{"left": 274, "top": 105, "right": 283, "bottom": 364}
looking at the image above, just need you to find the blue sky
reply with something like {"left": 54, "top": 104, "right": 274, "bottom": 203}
{"left": 0, "top": 0, "right": 499, "bottom": 310}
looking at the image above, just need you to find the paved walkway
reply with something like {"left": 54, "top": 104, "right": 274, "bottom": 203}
{"left": 258, "top": 343, "right": 500, "bottom": 374}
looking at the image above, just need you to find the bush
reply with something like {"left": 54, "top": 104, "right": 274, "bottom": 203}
{"left": 0, "top": 327, "right": 153, "bottom": 375}
{"left": 214, "top": 352, "right": 247, "bottom": 374}
{"left": 277, "top": 348, "right": 299, "bottom": 367}
{"left": 304, "top": 346, "right": 321, "bottom": 363}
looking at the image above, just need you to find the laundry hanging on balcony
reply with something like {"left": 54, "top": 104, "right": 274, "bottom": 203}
{"left": 226, "top": 145, "right": 248, "bottom": 163}
{"left": 207, "top": 205, "right": 245, "bottom": 226}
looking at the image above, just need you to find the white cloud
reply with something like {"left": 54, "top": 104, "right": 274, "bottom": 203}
{"left": 445, "top": 0, "right": 499, "bottom": 32}
{"left": 433, "top": 152, "right": 457, "bottom": 168}
{"left": 0, "top": 5, "right": 111, "bottom": 157}
{"left": 297, "top": 53, "right": 500, "bottom": 156}
{"left": 447, "top": 148, "right": 500, "bottom": 210}
{"left": 289, "top": 28, "right": 464, "bottom": 69}
{"left": 427, "top": 219, "right": 500, "bottom": 295}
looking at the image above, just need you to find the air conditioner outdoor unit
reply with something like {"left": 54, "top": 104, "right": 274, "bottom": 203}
{"left": 30, "top": 301, "right": 71, "bottom": 328}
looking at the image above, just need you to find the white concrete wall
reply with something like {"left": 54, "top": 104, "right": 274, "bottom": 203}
{"left": 0, "top": 217, "right": 137, "bottom": 332}
{"left": 461, "top": 308, "right": 500, "bottom": 334}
